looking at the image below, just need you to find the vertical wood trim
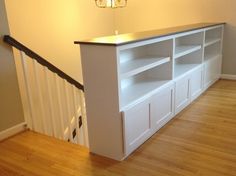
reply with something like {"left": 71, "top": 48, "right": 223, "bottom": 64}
{"left": 172, "top": 38, "right": 176, "bottom": 79}
{"left": 121, "top": 111, "right": 126, "bottom": 155}
{"left": 202, "top": 29, "right": 206, "bottom": 88}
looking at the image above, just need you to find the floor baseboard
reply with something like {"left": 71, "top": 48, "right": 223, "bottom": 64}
{"left": 221, "top": 74, "right": 236, "bottom": 80}
{"left": 0, "top": 122, "right": 27, "bottom": 141}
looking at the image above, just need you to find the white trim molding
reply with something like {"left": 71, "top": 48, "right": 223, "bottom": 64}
{"left": 221, "top": 74, "right": 236, "bottom": 80}
{"left": 0, "top": 122, "right": 27, "bottom": 141}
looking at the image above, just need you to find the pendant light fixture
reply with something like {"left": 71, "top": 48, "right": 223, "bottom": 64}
{"left": 95, "top": 0, "right": 127, "bottom": 8}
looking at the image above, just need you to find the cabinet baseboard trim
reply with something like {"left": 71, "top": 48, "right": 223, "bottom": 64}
{"left": 0, "top": 122, "right": 27, "bottom": 141}
{"left": 221, "top": 74, "right": 236, "bottom": 80}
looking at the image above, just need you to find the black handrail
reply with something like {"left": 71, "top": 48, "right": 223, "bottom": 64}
{"left": 3, "top": 35, "right": 84, "bottom": 91}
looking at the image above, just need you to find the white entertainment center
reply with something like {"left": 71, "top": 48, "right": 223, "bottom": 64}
{"left": 75, "top": 23, "right": 224, "bottom": 160}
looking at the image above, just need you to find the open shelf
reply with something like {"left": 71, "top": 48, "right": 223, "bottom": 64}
{"left": 120, "top": 60, "right": 172, "bottom": 109}
{"left": 119, "top": 39, "right": 173, "bottom": 109}
{"left": 204, "top": 38, "right": 221, "bottom": 47}
{"left": 174, "top": 64, "right": 201, "bottom": 78}
{"left": 174, "top": 48, "right": 203, "bottom": 78}
{"left": 174, "top": 45, "right": 201, "bottom": 59}
{"left": 204, "top": 41, "right": 221, "bottom": 62}
{"left": 120, "top": 56, "right": 170, "bottom": 79}
{"left": 205, "top": 26, "right": 223, "bottom": 47}
{"left": 204, "top": 53, "right": 221, "bottom": 62}
{"left": 120, "top": 78, "right": 171, "bottom": 109}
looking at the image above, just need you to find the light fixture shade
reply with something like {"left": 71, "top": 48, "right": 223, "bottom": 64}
{"left": 95, "top": 0, "right": 127, "bottom": 8}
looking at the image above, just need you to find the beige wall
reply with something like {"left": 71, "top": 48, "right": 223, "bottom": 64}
{"left": 0, "top": 0, "right": 24, "bottom": 132}
{"left": 114, "top": 0, "right": 236, "bottom": 75}
{"left": 114, "top": 0, "right": 204, "bottom": 33}
{"left": 5, "top": 0, "right": 116, "bottom": 83}
{"left": 4, "top": 0, "right": 236, "bottom": 80}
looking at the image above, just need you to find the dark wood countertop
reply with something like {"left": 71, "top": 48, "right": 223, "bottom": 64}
{"left": 74, "top": 23, "right": 225, "bottom": 46}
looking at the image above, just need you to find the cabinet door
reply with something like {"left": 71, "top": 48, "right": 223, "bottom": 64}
{"left": 123, "top": 100, "right": 151, "bottom": 156}
{"left": 190, "top": 66, "right": 203, "bottom": 102}
{"left": 204, "top": 56, "right": 221, "bottom": 89}
{"left": 175, "top": 75, "right": 191, "bottom": 115}
{"left": 151, "top": 84, "right": 174, "bottom": 133}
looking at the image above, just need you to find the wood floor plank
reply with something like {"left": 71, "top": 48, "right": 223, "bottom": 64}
{"left": 0, "top": 80, "right": 236, "bottom": 176}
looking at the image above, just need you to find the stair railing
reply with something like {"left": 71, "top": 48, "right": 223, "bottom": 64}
{"left": 3, "top": 35, "right": 88, "bottom": 147}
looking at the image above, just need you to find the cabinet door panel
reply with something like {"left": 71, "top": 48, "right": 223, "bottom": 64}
{"left": 151, "top": 85, "right": 174, "bottom": 132}
{"left": 191, "top": 66, "right": 203, "bottom": 101}
{"left": 204, "top": 56, "right": 221, "bottom": 89}
{"left": 175, "top": 75, "right": 191, "bottom": 115}
{"left": 204, "top": 62, "right": 211, "bottom": 88}
{"left": 214, "top": 55, "right": 222, "bottom": 80}
{"left": 123, "top": 100, "right": 151, "bottom": 156}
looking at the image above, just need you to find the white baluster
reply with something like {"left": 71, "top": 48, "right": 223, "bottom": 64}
{"left": 20, "top": 52, "right": 35, "bottom": 130}
{"left": 45, "top": 68, "right": 57, "bottom": 136}
{"left": 16, "top": 51, "right": 32, "bottom": 129}
{"left": 55, "top": 76, "right": 65, "bottom": 139}
{"left": 72, "top": 86, "right": 81, "bottom": 144}
{"left": 33, "top": 60, "right": 47, "bottom": 134}
{"left": 79, "top": 91, "right": 89, "bottom": 147}
{"left": 64, "top": 80, "right": 72, "bottom": 141}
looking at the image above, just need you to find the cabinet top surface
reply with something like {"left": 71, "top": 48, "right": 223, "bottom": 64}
{"left": 74, "top": 23, "right": 224, "bottom": 46}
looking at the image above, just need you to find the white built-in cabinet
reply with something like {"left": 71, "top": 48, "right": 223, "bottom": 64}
{"left": 78, "top": 23, "right": 224, "bottom": 161}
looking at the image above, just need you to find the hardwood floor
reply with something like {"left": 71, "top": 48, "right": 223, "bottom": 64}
{"left": 0, "top": 80, "right": 236, "bottom": 176}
